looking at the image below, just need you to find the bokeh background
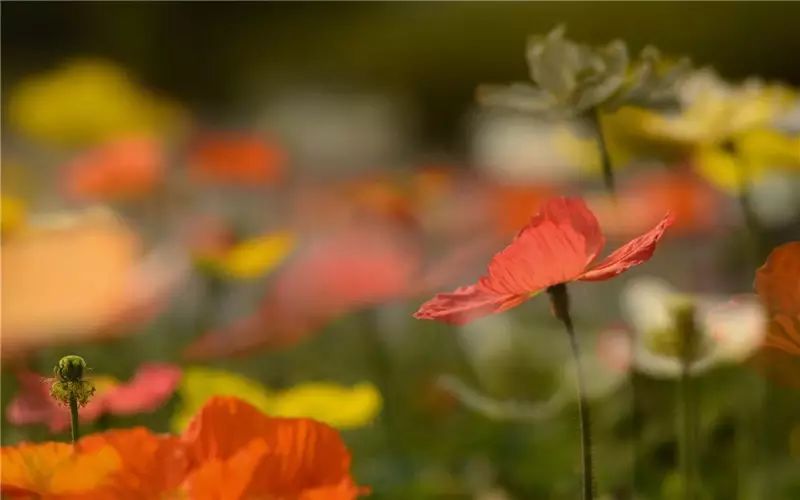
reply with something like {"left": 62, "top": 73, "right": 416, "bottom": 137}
{"left": 3, "top": 3, "right": 800, "bottom": 499}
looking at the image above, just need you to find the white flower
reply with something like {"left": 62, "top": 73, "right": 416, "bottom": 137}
{"left": 622, "top": 277, "right": 766, "bottom": 378}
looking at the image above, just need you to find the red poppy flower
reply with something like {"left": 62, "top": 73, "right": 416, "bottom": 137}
{"left": 63, "top": 136, "right": 163, "bottom": 201}
{"left": 414, "top": 197, "right": 673, "bottom": 325}
{"left": 189, "top": 132, "right": 285, "bottom": 185}
{"left": 7, "top": 363, "right": 181, "bottom": 432}
{"left": 755, "top": 241, "right": 800, "bottom": 355}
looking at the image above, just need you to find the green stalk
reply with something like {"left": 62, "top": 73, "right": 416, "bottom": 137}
{"left": 69, "top": 394, "right": 80, "bottom": 444}
{"left": 548, "top": 284, "right": 595, "bottom": 500}
{"left": 591, "top": 107, "right": 616, "bottom": 198}
{"left": 678, "top": 361, "right": 695, "bottom": 500}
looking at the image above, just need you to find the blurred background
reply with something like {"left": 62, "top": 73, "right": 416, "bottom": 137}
{"left": 2, "top": 3, "right": 800, "bottom": 499}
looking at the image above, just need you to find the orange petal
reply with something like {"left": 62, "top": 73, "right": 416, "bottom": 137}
{"left": 755, "top": 242, "right": 800, "bottom": 356}
{"left": 79, "top": 428, "right": 188, "bottom": 499}
{"left": 183, "top": 396, "right": 364, "bottom": 498}
{"left": 1, "top": 440, "right": 119, "bottom": 497}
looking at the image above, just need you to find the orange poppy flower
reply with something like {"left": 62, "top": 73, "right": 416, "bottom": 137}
{"left": 182, "top": 396, "right": 366, "bottom": 499}
{"left": 189, "top": 132, "right": 285, "bottom": 185}
{"left": 755, "top": 242, "right": 800, "bottom": 355}
{"left": 63, "top": 136, "right": 163, "bottom": 201}
{"left": 1, "top": 209, "right": 187, "bottom": 358}
{"left": 1, "top": 397, "right": 365, "bottom": 499}
{"left": 0, "top": 428, "right": 186, "bottom": 499}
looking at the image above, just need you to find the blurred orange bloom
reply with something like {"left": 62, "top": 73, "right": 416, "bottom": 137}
{"left": 1, "top": 397, "right": 365, "bottom": 498}
{"left": 189, "top": 132, "right": 286, "bottom": 185}
{"left": 751, "top": 242, "right": 800, "bottom": 388}
{"left": 185, "top": 226, "right": 420, "bottom": 358}
{"left": 589, "top": 169, "right": 724, "bottom": 238}
{"left": 756, "top": 242, "right": 800, "bottom": 355}
{"left": 488, "top": 183, "right": 556, "bottom": 236}
{"left": 1, "top": 209, "right": 188, "bottom": 358}
{"left": 7, "top": 363, "right": 181, "bottom": 432}
{"left": 63, "top": 136, "right": 164, "bottom": 201}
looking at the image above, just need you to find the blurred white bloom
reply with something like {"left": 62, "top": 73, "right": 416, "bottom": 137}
{"left": 749, "top": 172, "right": 800, "bottom": 227}
{"left": 622, "top": 277, "right": 766, "bottom": 378}
{"left": 259, "top": 90, "right": 412, "bottom": 173}
{"left": 471, "top": 113, "right": 587, "bottom": 183}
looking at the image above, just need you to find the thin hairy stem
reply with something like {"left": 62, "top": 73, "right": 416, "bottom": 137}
{"left": 69, "top": 395, "right": 80, "bottom": 445}
{"left": 548, "top": 284, "right": 595, "bottom": 500}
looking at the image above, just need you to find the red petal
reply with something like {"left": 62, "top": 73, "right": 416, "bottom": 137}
{"left": 480, "top": 197, "right": 605, "bottom": 295}
{"left": 412, "top": 284, "right": 527, "bottom": 325}
{"left": 579, "top": 213, "right": 674, "bottom": 281}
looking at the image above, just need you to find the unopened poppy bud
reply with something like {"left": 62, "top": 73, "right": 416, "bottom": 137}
{"left": 50, "top": 355, "right": 96, "bottom": 408}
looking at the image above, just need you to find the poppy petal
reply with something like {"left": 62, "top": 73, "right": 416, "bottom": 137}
{"left": 755, "top": 242, "right": 800, "bottom": 356}
{"left": 103, "top": 363, "right": 182, "bottom": 415}
{"left": 413, "top": 284, "right": 527, "bottom": 325}
{"left": 183, "top": 396, "right": 362, "bottom": 497}
{"left": 579, "top": 212, "right": 673, "bottom": 281}
{"left": 1, "top": 441, "right": 120, "bottom": 496}
{"left": 480, "top": 197, "right": 605, "bottom": 295}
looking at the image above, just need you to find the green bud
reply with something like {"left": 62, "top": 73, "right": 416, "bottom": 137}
{"left": 50, "top": 355, "right": 96, "bottom": 408}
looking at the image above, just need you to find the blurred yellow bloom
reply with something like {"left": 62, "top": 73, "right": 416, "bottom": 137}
{"left": 267, "top": 382, "right": 382, "bottom": 428}
{"left": 171, "top": 367, "right": 381, "bottom": 432}
{"left": 640, "top": 70, "right": 795, "bottom": 145}
{"left": 695, "top": 129, "right": 800, "bottom": 192}
{"left": 1, "top": 196, "right": 26, "bottom": 234}
{"left": 8, "top": 60, "right": 184, "bottom": 146}
{"left": 199, "top": 232, "right": 296, "bottom": 280}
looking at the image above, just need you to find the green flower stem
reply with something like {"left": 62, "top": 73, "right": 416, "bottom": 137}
{"left": 69, "top": 394, "right": 80, "bottom": 444}
{"left": 591, "top": 107, "right": 616, "bottom": 198}
{"left": 678, "top": 362, "right": 696, "bottom": 500}
{"left": 548, "top": 284, "right": 595, "bottom": 500}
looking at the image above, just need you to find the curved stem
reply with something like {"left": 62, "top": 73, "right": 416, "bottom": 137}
{"left": 69, "top": 395, "right": 80, "bottom": 445}
{"left": 548, "top": 284, "right": 595, "bottom": 500}
{"left": 591, "top": 107, "right": 616, "bottom": 198}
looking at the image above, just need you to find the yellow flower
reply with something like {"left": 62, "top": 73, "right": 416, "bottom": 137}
{"left": 267, "top": 382, "right": 382, "bottom": 429}
{"left": 641, "top": 70, "right": 795, "bottom": 145}
{"left": 1, "top": 196, "right": 26, "bottom": 234}
{"left": 171, "top": 367, "right": 381, "bottom": 432}
{"left": 8, "top": 60, "right": 184, "bottom": 146}
{"left": 199, "top": 231, "right": 296, "bottom": 280}
{"left": 695, "top": 129, "right": 800, "bottom": 192}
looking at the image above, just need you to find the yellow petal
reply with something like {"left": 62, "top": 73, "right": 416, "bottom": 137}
{"left": 215, "top": 232, "right": 296, "bottom": 280}
{"left": 8, "top": 59, "right": 183, "bottom": 146}
{"left": 738, "top": 129, "right": 800, "bottom": 170}
{"left": 266, "top": 381, "right": 382, "bottom": 429}
{"left": 1, "top": 196, "right": 26, "bottom": 234}
{"left": 171, "top": 367, "right": 273, "bottom": 432}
